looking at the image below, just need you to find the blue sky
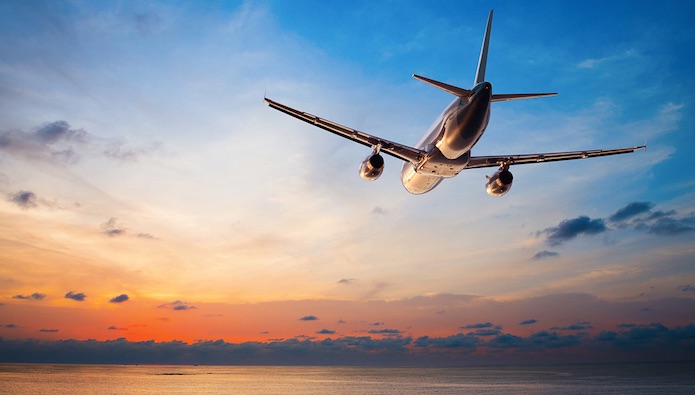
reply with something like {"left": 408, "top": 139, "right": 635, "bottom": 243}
{"left": 1, "top": 0, "right": 694, "bottom": 364}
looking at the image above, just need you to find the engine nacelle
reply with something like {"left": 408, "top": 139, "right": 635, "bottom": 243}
{"left": 485, "top": 168, "right": 513, "bottom": 197}
{"left": 359, "top": 153, "right": 385, "bottom": 181}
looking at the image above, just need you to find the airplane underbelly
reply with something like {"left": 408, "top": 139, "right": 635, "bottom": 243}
{"left": 400, "top": 163, "right": 444, "bottom": 194}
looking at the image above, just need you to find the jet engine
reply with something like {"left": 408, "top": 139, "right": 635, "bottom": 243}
{"left": 359, "top": 153, "right": 385, "bottom": 181}
{"left": 485, "top": 167, "right": 513, "bottom": 197}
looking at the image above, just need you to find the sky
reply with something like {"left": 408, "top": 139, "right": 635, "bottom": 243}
{"left": 1, "top": 0, "right": 694, "bottom": 365}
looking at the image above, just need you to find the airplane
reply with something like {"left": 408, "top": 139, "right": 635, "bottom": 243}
{"left": 265, "top": 10, "right": 645, "bottom": 196}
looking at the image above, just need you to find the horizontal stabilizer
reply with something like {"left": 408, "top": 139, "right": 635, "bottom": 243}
{"left": 492, "top": 92, "right": 557, "bottom": 102}
{"left": 412, "top": 74, "right": 472, "bottom": 97}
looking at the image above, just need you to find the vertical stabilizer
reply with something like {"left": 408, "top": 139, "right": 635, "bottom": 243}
{"left": 474, "top": 10, "right": 494, "bottom": 85}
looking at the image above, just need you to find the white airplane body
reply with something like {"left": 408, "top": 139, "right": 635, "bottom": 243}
{"left": 266, "top": 10, "right": 644, "bottom": 196}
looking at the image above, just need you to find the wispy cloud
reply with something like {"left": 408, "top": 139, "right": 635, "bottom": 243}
{"left": 460, "top": 322, "right": 494, "bottom": 329}
{"left": 108, "top": 326, "right": 127, "bottom": 331}
{"left": 299, "top": 315, "right": 319, "bottom": 321}
{"left": 101, "top": 218, "right": 127, "bottom": 237}
{"left": 531, "top": 250, "right": 559, "bottom": 261}
{"left": 158, "top": 301, "right": 195, "bottom": 311}
{"left": 577, "top": 49, "right": 639, "bottom": 69}
{"left": 0, "top": 119, "right": 161, "bottom": 168}
{"left": 550, "top": 321, "right": 594, "bottom": 331}
{"left": 12, "top": 292, "right": 46, "bottom": 300}
{"left": 679, "top": 285, "right": 695, "bottom": 293}
{"left": 0, "top": 121, "right": 88, "bottom": 164}
{"left": 8, "top": 191, "right": 39, "bottom": 208}
{"left": 368, "top": 329, "right": 402, "bottom": 336}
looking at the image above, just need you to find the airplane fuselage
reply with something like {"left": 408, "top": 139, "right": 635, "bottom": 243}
{"left": 401, "top": 82, "right": 492, "bottom": 194}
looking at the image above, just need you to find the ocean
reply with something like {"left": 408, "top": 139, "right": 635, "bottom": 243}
{"left": 1, "top": 363, "right": 694, "bottom": 394}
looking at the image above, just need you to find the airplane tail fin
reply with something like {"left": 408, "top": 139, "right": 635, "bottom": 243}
{"left": 415, "top": 10, "right": 556, "bottom": 101}
{"left": 475, "top": 10, "right": 494, "bottom": 85}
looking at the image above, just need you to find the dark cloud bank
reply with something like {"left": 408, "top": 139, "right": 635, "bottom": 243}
{"left": 2, "top": 323, "right": 694, "bottom": 366}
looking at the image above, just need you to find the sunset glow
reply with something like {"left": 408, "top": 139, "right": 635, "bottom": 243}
{"left": 1, "top": 1, "right": 694, "bottom": 364}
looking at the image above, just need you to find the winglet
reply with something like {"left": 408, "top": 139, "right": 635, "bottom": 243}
{"left": 475, "top": 10, "right": 494, "bottom": 85}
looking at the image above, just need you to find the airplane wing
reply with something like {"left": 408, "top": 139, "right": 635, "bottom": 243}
{"left": 265, "top": 98, "right": 426, "bottom": 164}
{"left": 466, "top": 146, "right": 646, "bottom": 169}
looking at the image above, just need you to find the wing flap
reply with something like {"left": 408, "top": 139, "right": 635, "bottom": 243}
{"left": 265, "top": 98, "right": 425, "bottom": 164}
{"left": 466, "top": 146, "right": 646, "bottom": 169}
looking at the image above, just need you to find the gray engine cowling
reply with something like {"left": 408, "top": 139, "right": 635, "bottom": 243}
{"left": 359, "top": 154, "right": 385, "bottom": 181}
{"left": 485, "top": 168, "right": 513, "bottom": 197}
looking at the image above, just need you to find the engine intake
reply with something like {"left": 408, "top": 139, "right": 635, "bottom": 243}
{"left": 359, "top": 153, "right": 385, "bottom": 181}
{"left": 485, "top": 168, "right": 513, "bottom": 197}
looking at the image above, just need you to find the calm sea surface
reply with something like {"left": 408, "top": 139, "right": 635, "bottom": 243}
{"left": 1, "top": 363, "right": 694, "bottom": 394}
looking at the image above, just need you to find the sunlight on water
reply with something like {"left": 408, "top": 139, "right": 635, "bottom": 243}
{"left": 0, "top": 363, "right": 693, "bottom": 394}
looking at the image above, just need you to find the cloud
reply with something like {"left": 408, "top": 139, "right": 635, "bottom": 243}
{"left": 101, "top": 218, "right": 127, "bottom": 237}
{"left": 299, "top": 315, "right": 318, "bottom": 321}
{"left": 542, "top": 216, "right": 607, "bottom": 246}
{"left": 679, "top": 285, "right": 695, "bottom": 293}
{"left": 102, "top": 141, "right": 162, "bottom": 162}
{"left": 4, "top": 324, "right": 17, "bottom": 329}
{"left": 158, "top": 301, "right": 196, "bottom": 311}
{"left": 550, "top": 321, "right": 593, "bottom": 331}
{"left": 371, "top": 207, "right": 386, "bottom": 216}
{"left": 337, "top": 278, "right": 357, "bottom": 285}
{"left": 368, "top": 329, "right": 402, "bottom": 336}
{"left": 8, "top": 191, "right": 38, "bottom": 208}
{"left": 414, "top": 333, "right": 479, "bottom": 349}
{"left": 12, "top": 293, "right": 46, "bottom": 300}
{"left": 0, "top": 121, "right": 158, "bottom": 165}
{"left": 460, "top": 322, "right": 494, "bottom": 329}
{"left": 594, "top": 323, "right": 695, "bottom": 349}
{"left": 108, "top": 326, "right": 128, "bottom": 331}
{"left": 35, "top": 121, "right": 87, "bottom": 144}
{"left": 519, "top": 319, "right": 538, "bottom": 325}
{"left": 609, "top": 202, "right": 654, "bottom": 222}
{"left": 38, "top": 329, "right": 59, "bottom": 333}
{"left": 531, "top": 250, "right": 559, "bottom": 261}
{"left": 3, "top": 321, "right": 695, "bottom": 365}
{"left": 316, "top": 329, "right": 335, "bottom": 335}
{"left": 471, "top": 329, "right": 502, "bottom": 337}
{"left": 577, "top": 49, "right": 640, "bottom": 70}
{"left": 109, "top": 294, "right": 129, "bottom": 303}
{"left": 64, "top": 291, "right": 86, "bottom": 302}
{"left": 646, "top": 216, "right": 695, "bottom": 236}
{"left": 0, "top": 121, "right": 88, "bottom": 164}
{"left": 537, "top": 202, "right": 694, "bottom": 246}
